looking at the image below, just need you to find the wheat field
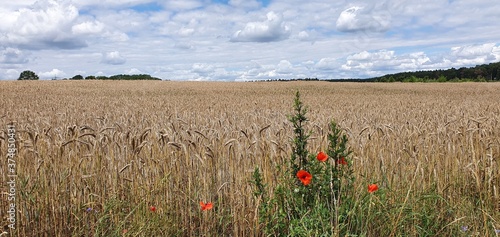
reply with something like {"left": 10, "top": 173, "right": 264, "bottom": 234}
{"left": 1, "top": 80, "right": 499, "bottom": 236}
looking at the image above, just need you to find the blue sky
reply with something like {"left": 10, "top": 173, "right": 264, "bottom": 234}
{"left": 1, "top": 0, "right": 499, "bottom": 80}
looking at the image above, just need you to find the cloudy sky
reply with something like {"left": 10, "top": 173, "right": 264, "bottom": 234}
{"left": 1, "top": 0, "right": 499, "bottom": 80}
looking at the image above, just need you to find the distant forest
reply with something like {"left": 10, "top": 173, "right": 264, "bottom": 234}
{"left": 265, "top": 61, "right": 500, "bottom": 82}
{"left": 72, "top": 74, "right": 161, "bottom": 80}
{"left": 16, "top": 70, "right": 163, "bottom": 80}
{"left": 368, "top": 61, "right": 500, "bottom": 82}
{"left": 65, "top": 61, "right": 500, "bottom": 82}
{"left": 17, "top": 61, "right": 500, "bottom": 81}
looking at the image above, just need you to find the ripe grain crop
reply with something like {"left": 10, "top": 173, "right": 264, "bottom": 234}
{"left": 0, "top": 80, "right": 499, "bottom": 236}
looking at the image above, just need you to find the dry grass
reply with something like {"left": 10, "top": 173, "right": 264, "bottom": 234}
{"left": 1, "top": 80, "right": 499, "bottom": 236}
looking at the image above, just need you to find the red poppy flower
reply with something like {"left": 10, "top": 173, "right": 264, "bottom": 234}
{"left": 368, "top": 184, "right": 378, "bottom": 193}
{"left": 200, "top": 201, "right": 213, "bottom": 211}
{"left": 296, "top": 170, "right": 312, "bottom": 186}
{"left": 337, "top": 156, "right": 347, "bottom": 165}
{"left": 149, "top": 206, "right": 156, "bottom": 212}
{"left": 316, "top": 152, "right": 328, "bottom": 162}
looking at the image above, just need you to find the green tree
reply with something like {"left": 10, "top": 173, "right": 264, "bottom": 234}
{"left": 72, "top": 75, "right": 84, "bottom": 80}
{"left": 437, "top": 75, "right": 447, "bottom": 82}
{"left": 18, "top": 70, "right": 39, "bottom": 80}
{"left": 85, "top": 75, "right": 96, "bottom": 80}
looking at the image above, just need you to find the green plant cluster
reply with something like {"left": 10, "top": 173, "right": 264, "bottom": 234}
{"left": 251, "top": 91, "right": 486, "bottom": 236}
{"left": 253, "top": 91, "right": 358, "bottom": 236}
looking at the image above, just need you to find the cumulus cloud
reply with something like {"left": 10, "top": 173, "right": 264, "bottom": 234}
{"left": 0, "top": 47, "right": 30, "bottom": 64}
{"left": 126, "top": 68, "right": 143, "bottom": 74}
{"left": 0, "top": 69, "right": 22, "bottom": 80}
{"left": 332, "top": 43, "right": 500, "bottom": 78}
{"left": 1, "top": 69, "right": 21, "bottom": 80}
{"left": 191, "top": 63, "right": 214, "bottom": 73}
{"left": 178, "top": 27, "right": 195, "bottom": 37}
{"left": 0, "top": 0, "right": 129, "bottom": 50}
{"left": 297, "top": 31, "right": 310, "bottom": 41}
{"left": 39, "top": 68, "right": 65, "bottom": 79}
{"left": 184, "top": 63, "right": 240, "bottom": 81}
{"left": 236, "top": 60, "right": 310, "bottom": 81}
{"left": 231, "top": 11, "right": 291, "bottom": 42}
{"left": 72, "top": 21, "right": 105, "bottom": 35}
{"left": 336, "top": 6, "right": 390, "bottom": 32}
{"left": 101, "top": 51, "right": 126, "bottom": 65}
{"left": 450, "top": 43, "right": 497, "bottom": 60}
{"left": 341, "top": 50, "right": 432, "bottom": 74}
{"left": 92, "top": 9, "right": 148, "bottom": 34}
{"left": 0, "top": 0, "right": 88, "bottom": 49}
{"left": 444, "top": 43, "right": 500, "bottom": 67}
{"left": 348, "top": 50, "right": 394, "bottom": 61}
{"left": 315, "top": 57, "right": 341, "bottom": 70}
{"left": 1, "top": 0, "right": 499, "bottom": 81}
{"left": 276, "top": 60, "right": 293, "bottom": 74}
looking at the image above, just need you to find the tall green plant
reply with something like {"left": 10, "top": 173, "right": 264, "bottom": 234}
{"left": 253, "top": 91, "right": 356, "bottom": 236}
{"left": 289, "top": 91, "right": 310, "bottom": 173}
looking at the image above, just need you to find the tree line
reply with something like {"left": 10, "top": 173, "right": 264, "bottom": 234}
{"left": 369, "top": 61, "right": 500, "bottom": 82}
{"left": 17, "top": 71, "right": 162, "bottom": 80}
{"left": 16, "top": 61, "right": 500, "bottom": 82}
{"left": 256, "top": 62, "right": 500, "bottom": 82}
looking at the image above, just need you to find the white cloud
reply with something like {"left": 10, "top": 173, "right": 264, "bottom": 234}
{"left": 101, "top": 51, "right": 126, "bottom": 65}
{"left": 332, "top": 43, "right": 499, "bottom": 78}
{"left": 0, "top": 0, "right": 132, "bottom": 52}
{"left": 231, "top": 11, "right": 291, "bottom": 42}
{"left": 493, "top": 46, "right": 500, "bottom": 61}
{"left": 340, "top": 50, "right": 432, "bottom": 76}
{"left": 92, "top": 9, "right": 148, "bottom": 34}
{"left": 156, "top": 13, "right": 205, "bottom": 38}
{"left": 185, "top": 63, "right": 241, "bottom": 81}
{"left": 72, "top": 21, "right": 105, "bottom": 35}
{"left": 102, "top": 31, "right": 129, "bottom": 42}
{"left": 0, "top": 69, "right": 21, "bottom": 80}
{"left": 450, "top": 43, "right": 497, "bottom": 59}
{"left": 297, "top": 31, "right": 309, "bottom": 41}
{"left": 174, "top": 41, "right": 195, "bottom": 50}
{"left": 276, "top": 60, "right": 293, "bottom": 74}
{"left": 39, "top": 68, "right": 65, "bottom": 79}
{"left": 444, "top": 43, "right": 500, "bottom": 67}
{"left": 236, "top": 60, "right": 312, "bottom": 81}
{"left": 126, "top": 68, "right": 143, "bottom": 74}
{"left": 336, "top": 6, "right": 391, "bottom": 32}
{"left": 0, "top": 47, "right": 30, "bottom": 64}
{"left": 0, "top": 0, "right": 86, "bottom": 49}
{"left": 238, "top": 61, "right": 270, "bottom": 80}
{"left": 191, "top": 63, "right": 214, "bottom": 73}
{"left": 71, "top": 0, "right": 154, "bottom": 9}
{"left": 348, "top": 50, "right": 394, "bottom": 61}
{"left": 315, "top": 58, "right": 341, "bottom": 70}
{"left": 0, "top": 1, "right": 39, "bottom": 10}
{"left": 1, "top": 0, "right": 500, "bottom": 81}
{"left": 178, "top": 27, "right": 195, "bottom": 37}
